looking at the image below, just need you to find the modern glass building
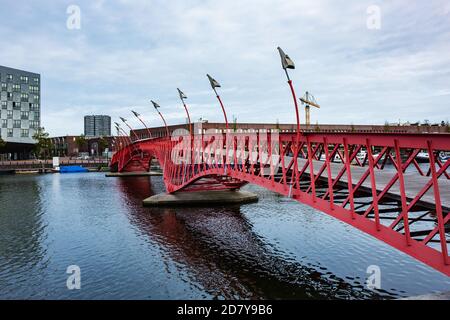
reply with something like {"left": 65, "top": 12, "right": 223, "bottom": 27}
{"left": 0, "top": 65, "right": 40, "bottom": 159}
{"left": 84, "top": 115, "right": 111, "bottom": 137}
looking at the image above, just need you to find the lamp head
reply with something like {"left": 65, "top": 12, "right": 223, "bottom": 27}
{"left": 206, "top": 74, "right": 221, "bottom": 89}
{"left": 277, "top": 47, "right": 295, "bottom": 70}
{"left": 151, "top": 100, "right": 160, "bottom": 109}
{"left": 177, "top": 88, "right": 187, "bottom": 100}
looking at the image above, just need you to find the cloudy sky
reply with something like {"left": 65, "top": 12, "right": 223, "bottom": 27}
{"left": 0, "top": 0, "right": 449, "bottom": 136}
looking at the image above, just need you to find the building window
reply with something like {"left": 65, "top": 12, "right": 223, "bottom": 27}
{"left": 13, "top": 101, "right": 21, "bottom": 109}
{"left": 34, "top": 113, "right": 40, "bottom": 121}
{"left": 33, "top": 77, "right": 39, "bottom": 84}
{"left": 7, "top": 129, "right": 13, "bottom": 137}
{"left": 30, "top": 120, "right": 39, "bottom": 129}
{"left": 21, "top": 111, "right": 29, "bottom": 119}
{"left": 29, "top": 103, "right": 39, "bottom": 111}
{"left": 12, "top": 84, "right": 21, "bottom": 92}
{"left": 6, "top": 74, "right": 13, "bottom": 81}
{"left": 20, "top": 75, "right": 29, "bottom": 83}
{"left": 1, "top": 83, "right": 6, "bottom": 91}
{"left": 34, "top": 95, "right": 39, "bottom": 102}
{"left": 29, "top": 85, "right": 39, "bottom": 93}
{"left": 7, "top": 92, "right": 13, "bottom": 101}
{"left": 7, "top": 110, "right": 13, "bottom": 119}
{"left": 21, "top": 129, "right": 29, "bottom": 137}
{"left": 21, "top": 93, "right": 29, "bottom": 102}
{"left": 13, "top": 120, "right": 21, "bottom": 128}
{"left": 1, "top": 119, "right": 7, "bottom": 128}
{"left": 1, "top": 101, "right": 6, "bottom": 109}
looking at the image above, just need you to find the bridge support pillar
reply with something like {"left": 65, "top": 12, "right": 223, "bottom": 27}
{"left": 142, "top": 190, "right": 258, "bottom": 207}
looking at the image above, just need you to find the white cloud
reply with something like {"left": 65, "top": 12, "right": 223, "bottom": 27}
{"left": 0, "top": 0, "right": 449, "bottom": 136}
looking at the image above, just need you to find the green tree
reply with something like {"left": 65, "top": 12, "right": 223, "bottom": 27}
{"left": 0, "top": 136, "right": 6, "bottom": 149}
{"left": 32, "top": 127, "right": 52, "bottom": 159}
{"left": 75, "top": 135, "right": 88, "bottom": 153}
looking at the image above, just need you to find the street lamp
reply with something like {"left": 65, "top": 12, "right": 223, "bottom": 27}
{"left": 177, "top": 88, "right": 192, "bottom": 136}
{"left": 131, "top": 110, "right": 152, "bottom": 139}
{"left": 207, "top": 74, "right": 229, "bottom": 131}
{"left": 119, "top": 117, "right": 140, "bottom": 141}
{"left": 151, "top": 100, "right": 170, "bottom": 137}
{"left": 114, "top": 124, "right": 126, "bottom": 147}
{"left": 277, "top": 47, "right": 301, "bottom": 139}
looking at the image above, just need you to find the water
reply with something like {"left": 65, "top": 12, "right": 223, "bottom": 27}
{"left": 0, "top": 173, "right": 449, "bottom": 299}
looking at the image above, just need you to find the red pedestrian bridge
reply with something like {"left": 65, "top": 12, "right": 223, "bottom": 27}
{"left": 110, "top": 129, "right": 450, "bottom": 277}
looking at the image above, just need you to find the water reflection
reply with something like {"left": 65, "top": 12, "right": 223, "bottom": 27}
{"left": 116, "top": 177, "right": 385, "bottom": 299}
{"left": 0, "top": 176, "right": 48, "bottom": 298}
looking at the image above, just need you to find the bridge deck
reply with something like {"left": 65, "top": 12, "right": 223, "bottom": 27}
{"left": 203, "top": 149, "right": 449, "bottom": 209}
{"left": 295, "top": 158, "right": 449, "bottom": 210}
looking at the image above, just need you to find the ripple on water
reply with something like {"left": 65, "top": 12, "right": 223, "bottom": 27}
{"left": 0, "top": 173, "right": 449, "bottom": 299}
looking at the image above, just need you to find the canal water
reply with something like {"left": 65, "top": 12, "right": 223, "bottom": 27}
{"left": 0, "top": 173, "right": 449, "bottom": 299}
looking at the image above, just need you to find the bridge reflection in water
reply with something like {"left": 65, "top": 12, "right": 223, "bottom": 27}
{"left": 116, "top": 176, "right": 400, "bottom": 299}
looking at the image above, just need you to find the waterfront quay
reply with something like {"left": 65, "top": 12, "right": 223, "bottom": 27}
{"left": 0, "top": 158, "right": 109, "bottom": 174}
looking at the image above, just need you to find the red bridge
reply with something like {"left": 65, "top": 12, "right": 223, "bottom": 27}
{"left": 110, "top": 129, "right": 450, "bottom": 277}
{"left": 110, "top": 47, "right": 449, "bottom": 277}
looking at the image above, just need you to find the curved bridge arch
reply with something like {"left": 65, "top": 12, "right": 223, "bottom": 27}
{"left": 110, "top": 131, "right": 450, "bottom": 276}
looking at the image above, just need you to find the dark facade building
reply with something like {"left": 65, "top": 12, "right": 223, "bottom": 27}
{"left": 0, "top": 65, "right": 40, "bottom": 159}
{"left": 84, "top": 115, "right": 111, "bottom": 137}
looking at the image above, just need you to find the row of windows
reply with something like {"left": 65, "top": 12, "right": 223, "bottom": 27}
{"left": 0, "top": 73, "right": 38, "bottom": 84}
{"left": 1, "top": 119, "right": 39, "bottom": 128}
{"left": 1, "top": 128, "right": 30, "bottom": 137}
{"left": 1, "top": 82, "right": 40, "bottom": 92}
{"left": 1, "top": 101, "right": 39, "bottom": 110}
{"left": 1, "top": 92, "right": 39, "bottom": 102}
{"left": 1, "top": 110, "right": 39, "bottom": 120}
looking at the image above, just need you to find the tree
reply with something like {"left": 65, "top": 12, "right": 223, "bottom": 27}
{"left": 75, "top": 135, "right": 88, "bottom": 153}
{"left": 0, "top": 136, "right": 6, "bottom": 149}
{"left": 32, "top": 127, "right": 52, "bottom": 159}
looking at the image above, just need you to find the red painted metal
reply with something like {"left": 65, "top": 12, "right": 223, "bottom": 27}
{"left": 110, "top": 131, "right": 450, "bottom": 276}
{"left": 215, "top": 94, "right": 229, "bottom": 130}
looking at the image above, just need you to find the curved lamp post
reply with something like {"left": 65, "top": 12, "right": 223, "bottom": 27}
{"left": 120, "top": 117, "right": 140, "bottom": 141}
{"left": 131, "top": 110, "right": 152, "bottom": 139}
{"left": 114, "top": 125, "right": 125, "bottom": 148}
{"left": 114, "top": 122, "right": 132, "bottom": 146}
{"left": 151, "top": 100, "right": 170, "bottom": 137}
{"left": 207, "top": 74, "right": 229, "bottom": 131}
{"left": 177, "top": 88, "right": 192, "bottom": 135}
{"left": 277, "top": 47, "right": 300, "bottom": 139}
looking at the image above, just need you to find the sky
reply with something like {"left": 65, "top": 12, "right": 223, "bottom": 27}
{"left": 0, "top": 0, "right": 449, "bottom": 136}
